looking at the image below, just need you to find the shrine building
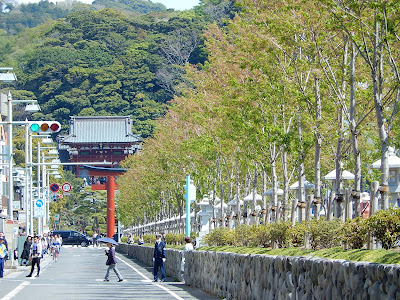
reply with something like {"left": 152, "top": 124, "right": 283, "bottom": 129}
{"left": 58, "top": 116, "right": 141, "bottom": 178}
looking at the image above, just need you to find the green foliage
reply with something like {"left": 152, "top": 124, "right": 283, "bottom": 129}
{"left": 121, "top": 236, "right": 128, "bottom": 243}
{"left": 340, "top": 217, "right": 369, "bottom": 250}
{"left": 269, "top": 221, "right": 292, "bottom": 248}
{"left": 165, "top": 233, "right": 185, "bottom": 245}
{"left": 143, "top": 234, "right": 156, "bottom": 244}
{"left": 308, "top": 218, "right": 342, "bottom": 250}
{"left": 290, "top": 222, "right": 307, "bottom": 247}
{"left": 366, "top": 208, "right": 400, "bottom": 250}
{"left": 203, "top": 227, "right": 232, "bottom": 246}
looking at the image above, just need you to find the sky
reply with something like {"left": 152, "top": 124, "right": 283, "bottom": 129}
{"left": 155, "top": 0, "right": 200, "bottom": 10}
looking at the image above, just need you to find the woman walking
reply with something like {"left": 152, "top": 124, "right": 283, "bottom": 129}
{"left": 104, "top": 242, "right": 123, "bottom": 282}
{"left": 50, "top": 235, "right": 61, "bottom": 262}
{"left": 26, "top": 236, "right": 42, "bottom": 277}
{"left": 20, "top": 236, "right": 32, "bottom": 266}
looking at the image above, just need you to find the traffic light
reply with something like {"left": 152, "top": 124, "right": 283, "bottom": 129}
{"left": 29, "top": 121, "right": 61, "bottom": 133}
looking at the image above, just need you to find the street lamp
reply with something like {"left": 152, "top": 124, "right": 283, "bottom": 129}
{"left": 6, "top": 92, "right": 40, "bottom": 220}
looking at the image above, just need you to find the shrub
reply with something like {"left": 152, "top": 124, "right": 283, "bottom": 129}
{"left": 269, "top": 221, "right": 292, "bottom": 248}
{"left": 339, "top": 217, "right": 368, "bottom": 249}
{"left": 121, "top": 236, "right": 128, "bottom": 243}
{"left": 308, "top": 218, "right": 342, "bottom": 250}
{"left": 143, "top": 234, "right": 156, "bottom": 244}
{"left": 253, "top": 224, "right": 271, "bottom": 248}
{"left": 366, "top": 208, "right": 400, "bottom": 249}
{"left": 290, "top": 222, "right": 307, "bottom": 247}
{"left": 203, "top": 227, "right": 231, "bottom": 246}
{"left": 166, "top": 233, "right": 185, "bottom": 245}
{"left": 233, "top": 224, "right": 256, "bottom": 247}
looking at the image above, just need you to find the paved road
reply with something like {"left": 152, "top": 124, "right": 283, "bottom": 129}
{"left": 0, "top": 246, "right": 218, "bottom": 300}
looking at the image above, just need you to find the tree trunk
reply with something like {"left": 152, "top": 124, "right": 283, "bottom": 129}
{"left": 314, "top": 76, "right": 322, "bottom": 220}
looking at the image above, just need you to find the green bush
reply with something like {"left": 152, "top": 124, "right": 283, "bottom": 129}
{"left": 340, "top": 217, "right": 368, "bottom": 249}
{"left": 253, "top": 224, "right": 271, "bottom": 248}
{"left": 308, "top": 218, "right": 342, "bottom": 250}
{"left": 269, "top": 221, "right": 292, "bottom": 248}
{"left": 233, "top": 224, "right": 257, "bottom": 247}
{"left": 121, "top": 236, "right": 128, "bottom": 243}
{"left": 290, "top": 222, "right": 307, "bottom": 247}
{"left": 203, "top": 227, "right": 232, "bottom": 246}
{"left": 143, "top": 234, "right": 156, "bottom": 244}
{"left": 366, "top": 208, "right": 400, "bottom": 249}
{"left": 165, "top": 233, "right": 185, "bottom": 245}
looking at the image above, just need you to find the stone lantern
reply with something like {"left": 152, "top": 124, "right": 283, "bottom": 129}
{"left": 289, "top": 180, "right": 315, "bottom": 222}
{"left": 324, "top": 169, "right": 355, "bottom": 220}
{"left": 227, "top": 196, "right": 243, "bottom": 228}
{"left": 196, "top": 195, "right": 213, "bottom": 247}
{"left": 243, "top": 192, "right": 263, "bottom": 224}
{"left": 263, "top": 188, "right": 283, "bottom": 222}
{"left": 371, "top": 147, "right": 400, "bottom": 209}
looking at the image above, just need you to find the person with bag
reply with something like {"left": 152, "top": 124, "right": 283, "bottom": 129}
{"left": 104, "top": 242, "right": 123, "bottom": 282}
{"left": 20, "top": 236, "right": 32, "bottom": 266}
{"left": 0, "top": 237, "right": 7, "bottom": 278}
{"left": 26, "top": 236, "right": 42, "bottom": 277}
{"left": 153, "top": 234, "right": 166, "bottom": 282}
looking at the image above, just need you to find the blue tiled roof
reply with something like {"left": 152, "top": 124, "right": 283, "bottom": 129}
{"left": 61, "top": 116, "right": 141, "bottom": 144}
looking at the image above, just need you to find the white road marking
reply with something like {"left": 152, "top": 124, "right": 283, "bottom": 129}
{"left": 0, "top": 281, "right": 30, "bottom": 300}
{"left": 4, "top": 272, "right": 23, "bottom": 279}
{"left": 117, "top": 255, "right": 184, "bottom": 300}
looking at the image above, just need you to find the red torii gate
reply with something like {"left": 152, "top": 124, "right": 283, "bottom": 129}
{"left": 84, "top": 165, "right": 126, "bottom": 238}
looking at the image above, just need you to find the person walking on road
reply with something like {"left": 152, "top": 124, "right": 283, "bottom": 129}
{"left": 181, "top": 236, "right": 193, "bottom": 277}
{"left": 26, "top": 236, "right": 42, "bottom": 277}
{"left": 20, "top": 236, "right": 32, "bottom": 266}
{"left": 0, "top": 237, "right": 7, "bottom": 278}
{"left": 50, "top": 236, "right": 60, "bottom": 262}
{"left": 104, "top": 242, "right": 123, "bottom": 282}
{"left": 153, "top": 234, "right": 166, "bottom": 282}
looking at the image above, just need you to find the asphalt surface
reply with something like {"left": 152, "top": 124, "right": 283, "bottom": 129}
{"left": 0, "top": 245, "right": 219, "bottom": 300}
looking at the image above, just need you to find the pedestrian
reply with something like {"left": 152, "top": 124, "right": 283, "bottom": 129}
{"left": 138, "top": 235, "right": 144, "bottom": 245}
{"left": 181, "top": 236, "right": 194, "bottom": 276}
{"left": 50, "top": 235, "right": 60, "bottom": 262}
{"left": 57, "top": 234, "right": 62, "bottom": 253}
{"left": 127, "top": 234, "right": 134, "bottom": 244}
{"left": 26, "top": 236, "right": 42, "bottom": 277}
{"left": 0, "top": 237, "right": 7, "bottom": 278}
{"left": 161, "top": 232, "right": 166, "bottom": 244}
{"left": 104, "top": 242, "right": 123, "bottom": 282}
{"left": 21, "top": 236, "right": 32, "bottom": 266}
{"left": 153, "top": 234, "right": 166, "bottom": 282}
{"left": 92, "top": 232, "right": 98, "bottom": 247}
{"left": 0, "top": 232, "right": 8, "bottom": 260}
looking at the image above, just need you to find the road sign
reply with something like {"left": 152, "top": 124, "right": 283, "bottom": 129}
{"left": 34, "top": 199, "right": 45, "bottom": 217}
{"left": 50, "top": 183, "right": 60, "bottom": 193}
{"left": 62, "top": 182, "right": 72, "bottom": 193}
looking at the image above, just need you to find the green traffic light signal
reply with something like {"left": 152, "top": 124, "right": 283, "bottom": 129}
{"left": 30, "top": 123, "right": 40, "bottom": 132}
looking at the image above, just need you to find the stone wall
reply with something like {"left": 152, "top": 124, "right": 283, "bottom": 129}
{"left": 117, "top": 244, "right": 400, "bottom": 299}
{"left": 117, "top": 244, "right": 183, "bottom": 281}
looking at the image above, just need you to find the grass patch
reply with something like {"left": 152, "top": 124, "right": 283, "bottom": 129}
{"left": 195, "top": 246, "right": 400, "bottom": 264}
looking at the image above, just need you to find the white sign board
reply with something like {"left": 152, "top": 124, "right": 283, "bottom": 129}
{"left": 19, "top": 212, "right": 26, "bottom": 223}
{"left": 34, "top": 199, "right": 45, "bottom": 218}
{"left": 12, "top": 201, "right": 21, "bottom": 210}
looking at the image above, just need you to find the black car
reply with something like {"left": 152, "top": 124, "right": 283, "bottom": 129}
{"left": 51, "top": 230, "right": 92, "bottom": 247}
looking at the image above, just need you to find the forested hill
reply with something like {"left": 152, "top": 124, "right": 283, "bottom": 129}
{"left": 0, "top": 0, "right": 166, "bottom": 35}
{"left": 0, "top": 0, "right": 238, "bottom": 138}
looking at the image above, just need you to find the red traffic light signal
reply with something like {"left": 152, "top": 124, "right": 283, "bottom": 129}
{"left": 29, "top": 121, "right": 61, "bottom": 133}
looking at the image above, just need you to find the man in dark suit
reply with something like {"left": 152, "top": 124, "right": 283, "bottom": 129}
{"left": 153, "top": 234, "right": 166, "bottom": 282}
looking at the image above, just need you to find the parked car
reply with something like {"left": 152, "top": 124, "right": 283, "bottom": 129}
{"left": 51, "top": 230, "right": 92, "bottom": 247}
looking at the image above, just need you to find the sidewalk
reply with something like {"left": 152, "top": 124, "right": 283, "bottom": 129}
{"left": 3, "top": 255, "right": 52, "bottom": 277}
